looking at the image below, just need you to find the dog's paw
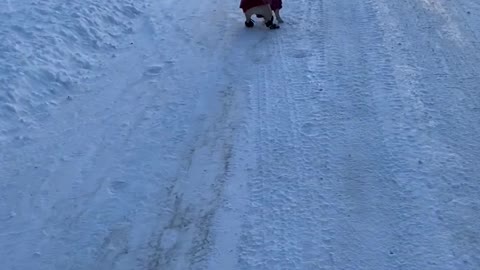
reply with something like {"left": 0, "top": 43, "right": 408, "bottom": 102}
{"left": 265, "top": 17, "right": 279, "bottom": 29}
{"left": 269, "top": 23, "right": 280, "bottom": 29}
{"left": 277, "top": 17, "right": 284, "bottom": 23}
{"left": 245, "top": 19, "right": 254, "bottom": 28}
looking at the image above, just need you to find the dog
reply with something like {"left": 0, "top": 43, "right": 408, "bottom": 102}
{"left": 253, "top": 0, "right": 283, "bottom": 24}
{"left": 239, "top": 0, "right": 279, "bottom": 29}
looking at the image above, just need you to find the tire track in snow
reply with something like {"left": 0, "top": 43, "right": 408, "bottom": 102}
{"left": 318, "top": 1, "right": 405, "bottom": 268}
{"left": 315, "top": 0, "right": 473, "bottom": 268}
{"left": 237, "top": 0, "right": 339, "bottom": 268}
{"left": 371, "top": 0, "right": 480, "bottom": 268}
{"left": 143, "top": 87, "right": 237, "bottom": 270}
{"left": 135, "top": 1, "right": 245, "bottom": 269}
{"left": 289, "top": 0, "right": 398, "bottom": 267}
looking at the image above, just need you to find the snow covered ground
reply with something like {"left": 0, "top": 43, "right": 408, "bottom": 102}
{"left": 1, "top": 0, "right": 480, "bottom": 269}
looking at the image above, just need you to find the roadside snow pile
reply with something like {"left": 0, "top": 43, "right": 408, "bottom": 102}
{"left": 0, "top": 0, "right": 143, "bottom": 140}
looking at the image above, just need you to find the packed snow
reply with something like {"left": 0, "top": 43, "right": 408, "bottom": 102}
{"left": 1, "top": 0, "right": 480, "bottom": 269}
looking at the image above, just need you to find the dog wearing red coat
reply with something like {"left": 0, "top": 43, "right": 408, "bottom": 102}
{"left": 239, "top": 0, "right": 279, "bottom": 29}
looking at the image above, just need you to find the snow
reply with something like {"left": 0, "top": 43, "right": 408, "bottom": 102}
{"left": 1, "top": 0, "right": 480, "bottom": 269}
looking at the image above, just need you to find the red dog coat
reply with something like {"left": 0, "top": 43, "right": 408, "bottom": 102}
{"left": 270, "top": 0, "right": 282, "bottom": 10}
{"left": 239, "top": 0, "right": 282, "bottom": 13}
{"left": 239, "top": 0, "right": 269, "bottom": 13}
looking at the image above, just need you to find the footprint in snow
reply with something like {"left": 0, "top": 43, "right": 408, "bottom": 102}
{"left": 300, "top": 122, "right": 322, "bottom": 137}
{"left": 108, "top": 180, "right": 128, "bottom": 194}
{"left": 291, "top": 49, "right": 312, "bottom": 59}
{"left": 144, "top": 65, "right": 163, "bottom": 76}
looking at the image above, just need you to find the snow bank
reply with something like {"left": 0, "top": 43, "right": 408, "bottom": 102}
{"left": 0, "top": 0, "right": 143, "bottom": 141}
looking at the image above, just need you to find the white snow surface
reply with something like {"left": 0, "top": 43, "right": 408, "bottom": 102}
{"left": 1, "top": 0, "right": 480, "bottom": 269}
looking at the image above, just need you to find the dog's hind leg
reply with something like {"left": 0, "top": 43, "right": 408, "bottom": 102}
{"left": 244, "top": 10, "right": 255, "bottom": 27}
{"left": 274, "top": 9, "right": 283, "bottom": 23}
{"left": 246, "top": 5, "right": 279, "bottom": 29}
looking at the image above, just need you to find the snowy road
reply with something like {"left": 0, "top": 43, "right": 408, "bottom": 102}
{"left": 1, "top": 0, "right": 480, "bottom": 269}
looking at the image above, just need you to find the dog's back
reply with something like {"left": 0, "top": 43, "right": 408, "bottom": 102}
{"left": 240, "top": 0, "right": 269, "bottom": 12}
